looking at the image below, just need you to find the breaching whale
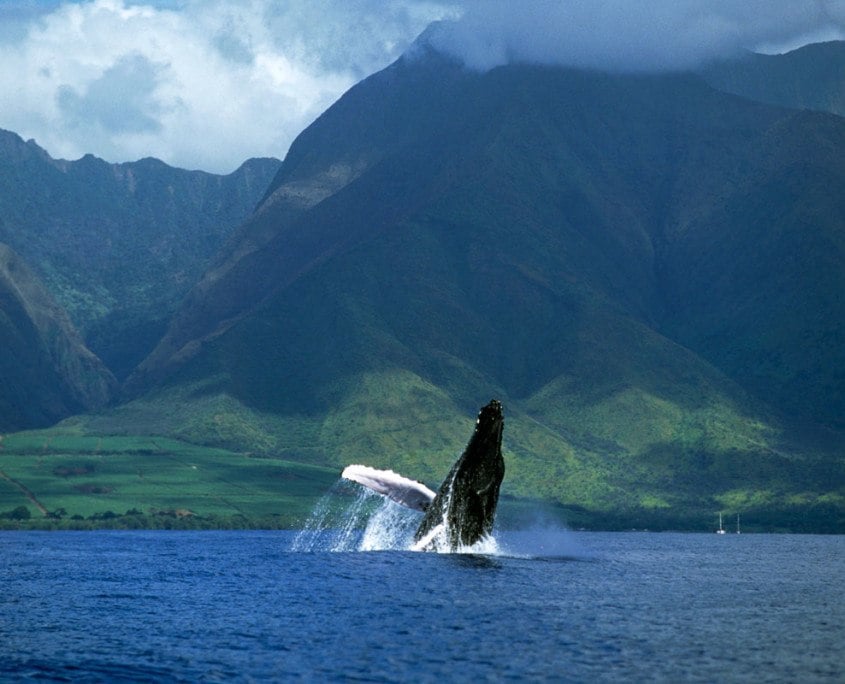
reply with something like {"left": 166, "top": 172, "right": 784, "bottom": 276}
{"left": 342, "top": 399, "right": 505, "bottom": 551}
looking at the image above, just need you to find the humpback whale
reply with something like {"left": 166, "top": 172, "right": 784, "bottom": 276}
{"left": 342, "top": 399, "right": 505, "bottom": 551}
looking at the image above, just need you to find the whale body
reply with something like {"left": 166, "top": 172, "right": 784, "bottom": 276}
{"left": 342, "top": 399, "right": 505, "bottom": 551}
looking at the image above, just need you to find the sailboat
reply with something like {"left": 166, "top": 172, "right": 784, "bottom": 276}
{"left": 716, "top": 512, "right": 726, "bottom": 534}
{"left": 736, "top": 513, "right": 741, "bottom": 535}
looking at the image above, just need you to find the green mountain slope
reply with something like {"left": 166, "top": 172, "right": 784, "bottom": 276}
{"left": 109, "top": 48, "right": 845, "bottom": 529}
{"left": 703, "top": 41, "right": 845, "bottom": 117}
{"left": 0, "top": 244, "right": 115, "bottom": 430}
{"left": 0, "top": 130, "right": 280, "bottom": 381}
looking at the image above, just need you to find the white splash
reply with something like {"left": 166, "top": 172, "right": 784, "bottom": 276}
{"left": 358, "top": 499, "right": 419, "bottom": 551}
{"left": 290, "top": 481, "right": 377, "bottom": 552}
{"left": 291, "top": 480, "right": 419, "bottom": 552}
{"left": 410, "top": 525, "right": 502, "bottom": 555}
{"left": 410, "top": 522, "right": 446, "bottom": 552}
{"left": 290, "top": 477, "right": 503, "bottom": 554}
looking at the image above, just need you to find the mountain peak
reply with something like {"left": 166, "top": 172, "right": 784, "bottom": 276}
{"left": 134, "top": 51, "right": 845, "bottom": 431}
{"left": 0, "top": 126, "right": 281, "bottom": 398}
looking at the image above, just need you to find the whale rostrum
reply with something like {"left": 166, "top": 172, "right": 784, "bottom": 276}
{"left": 342, "top": 399, "right": 505, "bottom": 551}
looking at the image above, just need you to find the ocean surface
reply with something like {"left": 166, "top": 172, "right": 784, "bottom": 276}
{"left": 2, "top": 524, "right": 844, "bottom": 682}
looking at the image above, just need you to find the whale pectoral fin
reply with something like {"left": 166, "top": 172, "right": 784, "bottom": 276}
{"left": 341, "top": 464, "right": 436, "bottom": 512}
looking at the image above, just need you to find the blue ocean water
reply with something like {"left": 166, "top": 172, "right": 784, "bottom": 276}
{"left": 2, "top": 527, "right": 843, "bottom": 682}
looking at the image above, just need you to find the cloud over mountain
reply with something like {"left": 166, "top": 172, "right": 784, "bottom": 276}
{"left": 1, "top": 1, "right": 843, "bottom": 172}
{"left": 425, "top": 0, "right": 845, "bottom": 72}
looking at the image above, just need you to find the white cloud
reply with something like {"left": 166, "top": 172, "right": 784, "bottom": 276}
{"left": 426, "top": 0, "right": 845, "bottom": 72}
{"left": 0, "top": 0, "right": 455, "bottom": 172}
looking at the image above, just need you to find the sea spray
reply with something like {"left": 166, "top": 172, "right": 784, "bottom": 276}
{"left": 290, "top": 487, "right": 337, "bottom": 552}
{"left": 292, "top": 476, "right": 509, "bottom": 554}
{"left": 291, "top": 480, "right": 418, "bottom": 552}
{"left": 290, "top": 480, "right": 375, "bottom": 552}
{"left": 496, "top": 527, "right": 589, "bottom": 559}
{"left": 329, "top": 487, "right": 381, "bottom": 551}
{"left": 358, "top": 499, "right": 418, "bottom": 551}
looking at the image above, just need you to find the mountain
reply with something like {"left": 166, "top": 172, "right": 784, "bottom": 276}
{"left": 112, "top": 44, "right": 845, "bottom": 528}
{"left": 0, "top": 244, "right": 115, "bottom": 430}
{"left": 702, "top": 41, "right": 845, "bottom": 117}
{"left": 0, "top": 130, "right": 281, "bottom": 381}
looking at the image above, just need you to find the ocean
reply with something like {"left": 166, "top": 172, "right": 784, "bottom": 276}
{"left": 2, "top": 524, "right": 843, "bottom": 681}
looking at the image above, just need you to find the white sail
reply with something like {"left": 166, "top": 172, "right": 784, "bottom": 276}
{"left": 342, "top": 464, "right": 436, "bottom": 512}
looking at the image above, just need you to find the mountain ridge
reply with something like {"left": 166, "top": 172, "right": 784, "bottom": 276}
{"left": 107, "top": 47, "right": 845, "bottom": 525}
{"left": 0, "top": 128, "right": 281, "bottom": 382}
{"left": 2, "top": 41, "right": 844, "bottom": 528}
{"left": 702, "top": 40, "right": 845, "bottom": 118}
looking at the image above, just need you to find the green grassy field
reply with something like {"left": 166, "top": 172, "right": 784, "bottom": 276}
{"left": 0, "top": 429, "right": 337, "bottom": 529}
{"left": 2, "top": 365, "right": 843, "bottom": 533}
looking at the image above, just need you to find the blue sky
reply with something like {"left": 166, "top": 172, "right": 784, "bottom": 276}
{"left": 0, "top": 0, "right": 842, "bottom": 173}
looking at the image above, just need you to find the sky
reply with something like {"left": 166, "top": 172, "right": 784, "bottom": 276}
{"left": 1, "top": 0, "right": 843, "bottom": 174}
